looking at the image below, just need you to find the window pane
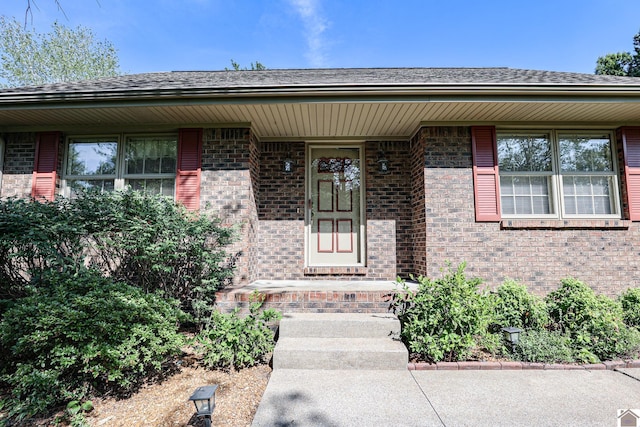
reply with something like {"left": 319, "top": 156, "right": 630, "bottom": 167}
{"left": 562, "top": 175, "right": 613, "bottom": 215}
{"left": 126, "top": 178, "right": 175, "bottom": 197}
{"left": 594, "top": 197, "right": 611, "bottom": 214}
{"left": 126, "top": 142, "right": 144, "bottom": 174}
{"left": 500, "top": 175, "right": 551, "bottom": 215}
{"left": 161, "top": 142, "right": 177, "bottom": 173}
{"left": 68, "top": 179, "right": 115, "bottom": 197}
{"left": 592, "top": 177, "right": 610, "bottom": 196}
{"left": 515, "top": 196, "right": 532, "bottom": 214}
{"left": 497, "top": 134, "right": 552, "bottom": 172}
{"left": 532, "top": 196, "right": 550, "bottom": 214}
{"left": 530, "top": 176, "right": 547, "bottom": 195}
{"left": 574, "top": 176, "right": 592, "bottom": 195}
{"left": 559, "top": 135, "right": 612, "bottom": 172}
{"left": 67, "top": 141, "right": 117, "bottom": 176}
{"left": 125, "top": 136, "right": 177, "bottom": 176}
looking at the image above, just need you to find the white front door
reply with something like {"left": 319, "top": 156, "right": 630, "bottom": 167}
{"left": 307, "top": 145, "right": 364, "bottom": 266}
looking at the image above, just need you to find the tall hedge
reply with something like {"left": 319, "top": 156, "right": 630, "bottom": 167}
{"left": 0, "top": 190, "right": 235, "bottom": 323}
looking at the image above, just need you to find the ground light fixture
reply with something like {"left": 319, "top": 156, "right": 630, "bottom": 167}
{"left": 501, "top": 326, "right": 523, "bottom": 350}
{"left": 189, "top": 385, "right": 218, "bottom": 427}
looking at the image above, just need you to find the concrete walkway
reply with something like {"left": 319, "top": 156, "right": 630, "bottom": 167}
{"left": 252, "top": 368, "right": 640, "bottom": 426}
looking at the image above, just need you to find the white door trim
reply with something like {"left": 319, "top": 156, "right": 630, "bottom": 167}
{"left": 305, "top": 142, "right": 366, "bottom": 267}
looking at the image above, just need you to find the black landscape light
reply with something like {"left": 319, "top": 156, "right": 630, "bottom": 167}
{"left": 189, "top": 385, "right": 218, "bottom": 427}
{"left": 501, "top": 326, "right": 523, "bottom": 350}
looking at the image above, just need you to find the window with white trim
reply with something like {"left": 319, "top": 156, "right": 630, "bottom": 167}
{"left": 64, "top": 135, "right": 177, "bottom": 197}
{"left": 497, "top": 131, "right": 620, "bottom": 218}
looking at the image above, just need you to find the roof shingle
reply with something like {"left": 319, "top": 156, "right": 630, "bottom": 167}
{"left": 2, "top": 67, "right": 639, "bottom": 96}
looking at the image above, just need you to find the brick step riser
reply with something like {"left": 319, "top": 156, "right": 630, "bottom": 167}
{"left": 215, "top": 290, "right": 392, "bottom": 314}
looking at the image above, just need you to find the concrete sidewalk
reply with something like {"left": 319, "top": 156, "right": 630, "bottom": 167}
{"left": 252, "top": 368, "right": 640, "bottom": 426}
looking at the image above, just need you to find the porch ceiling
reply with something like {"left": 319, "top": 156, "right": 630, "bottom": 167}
{"left": 3, "top": 98, "right": 640, "bottom": 139}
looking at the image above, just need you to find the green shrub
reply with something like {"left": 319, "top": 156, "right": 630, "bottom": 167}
{"left": 491, "top": 279, "right": 548, "bottom": 331}
{"left": 513, "top": 330, "right": 575, "bottom": 363}
{"left": 0, "top": 269, "right": 186, "bottom": 421}
{"left": 545, "top": 278, "right": 640, "bottom": 362}
{"left": 619, "top": 288, "right": 640, "bottom": 328}
{"left": 475, "top": 332, "right": 508, "bottom": 360}
{"left": 194, "top": 293, "right": 281, "bottom": 370}
{"left": 389, "top": 263, "right": 495, "bottom": 362}
{"left": 72, "top": 189, "right": 235, "bottom": 323}
{"left": 0, "top": 190, "right": 236, "bottom": 324}
{"left": 0, "top": 197, "right": 85, "bottom": 301}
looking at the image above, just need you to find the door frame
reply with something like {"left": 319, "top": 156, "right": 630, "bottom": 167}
{"left": 305, "top": 142, "right": 366, "bottom": 267}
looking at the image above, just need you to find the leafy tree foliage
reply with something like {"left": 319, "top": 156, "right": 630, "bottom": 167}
{"left": 595, "top": 31, "right": 640, "bottom": 76}
{"left": 0, "top": 16, "right": 120, "bottom": 87}
{"left": 227, "top": 59, "right": 267, "bottom": 70}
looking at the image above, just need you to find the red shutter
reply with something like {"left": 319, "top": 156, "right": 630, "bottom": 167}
{"left": 471, "top": 126, "right": 501, "bottom": 222}
{"left": 31, "top": 132, "right": 60, "bottom": 201}
{"left": 620, "top": 127, "right": 640, "bottom": 221}
{"left": 175, "top": 128, "right": 202, "bottom": 210}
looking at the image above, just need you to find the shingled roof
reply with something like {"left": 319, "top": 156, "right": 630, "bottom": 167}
{"left": 2, "top": 67, "right": 640, "bottom": 138}
{"left": 2, "top": 67, "right": 640, "bottom": 98}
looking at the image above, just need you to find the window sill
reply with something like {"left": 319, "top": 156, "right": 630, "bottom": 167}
{"left": 500, "top": 219, "right": 630, "bottom": 230}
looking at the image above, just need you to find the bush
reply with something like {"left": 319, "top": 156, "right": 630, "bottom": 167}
{"left": 545, "top": 278, "right": 640, "bottom": 362}
{"left": 513, "top": 330, "right": 575, "bottom": 363}
{"left": 0, "top": 197, "right": 85, "bottom": 301}
{"left": 73, "top": 189, "right": 235, "bottom": 323}
{"left": 0, "top": 190, "right": 235, "bottom": 324}
{"left": 619, "top": 288, "right": 640, "bottom": 328}
{"left": 0, "top": 269, "right": 187, "bottom": 421}
{"left": 491, "top": 279, "right": 548, "bottom": 331}
{"left": 389, "top": 263, "right": 495, "bottom": 362}
{"left": 194, "top": 293, "right": 281, "bottom": 370}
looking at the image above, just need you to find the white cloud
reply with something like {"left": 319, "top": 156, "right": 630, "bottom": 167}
{"left": 288, "top": 0, "right": 329, "bottom": 67}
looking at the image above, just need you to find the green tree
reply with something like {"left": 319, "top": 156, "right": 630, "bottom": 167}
{"left": 227, "top": 59, "right": 266, "bottom": 71}
{"left": 595, "top": 31, "right": 640, "bottom": 76}
{"left": 0, "top": 16, "right": 120, "bottom": 87}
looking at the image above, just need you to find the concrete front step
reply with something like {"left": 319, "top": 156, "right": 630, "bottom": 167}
{"left": 278, "top": 313, "right": 400, "bottom": 338}
{"left": 272, "top": 313, "right": 408, "bottom": 370}
{"left": 273, "top": 337, "right": 408, "bottom": 370}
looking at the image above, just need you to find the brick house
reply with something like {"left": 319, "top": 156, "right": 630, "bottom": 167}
{"left": 2, "top": 68, "right": 640, "bottom": 310}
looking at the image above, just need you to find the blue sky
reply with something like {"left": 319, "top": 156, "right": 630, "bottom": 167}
{"left": 3, "top": 0, "right": 640, "bottom": 74}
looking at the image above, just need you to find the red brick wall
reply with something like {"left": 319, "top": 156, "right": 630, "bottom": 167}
{"left": 253, "top": 141, "right": 412, "bottom": 281}
{"left": 200, "top": 128, "right": 257, "bottom": 284}
{"left": 365, "top": 141, "right": 412, "bottom": 278}
{"left": 410, "top": 133, "right": 427, "bottom": 276}
{"left": 255, "top": 142, "right": 306, "bottom": 279}
{"left": 415, "top": 126, "right": 640, "bottom": 296}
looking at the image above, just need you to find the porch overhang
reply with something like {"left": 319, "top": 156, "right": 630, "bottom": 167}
{"left": 2, "top": 68, "right": 640, "bottom": 139}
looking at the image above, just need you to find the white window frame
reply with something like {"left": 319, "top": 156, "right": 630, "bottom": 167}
{"left": 62, "top": 134, "right": 178, "bottom": 198}
{"left": 497, "top": 129, "right": 621, "bottom": 220}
